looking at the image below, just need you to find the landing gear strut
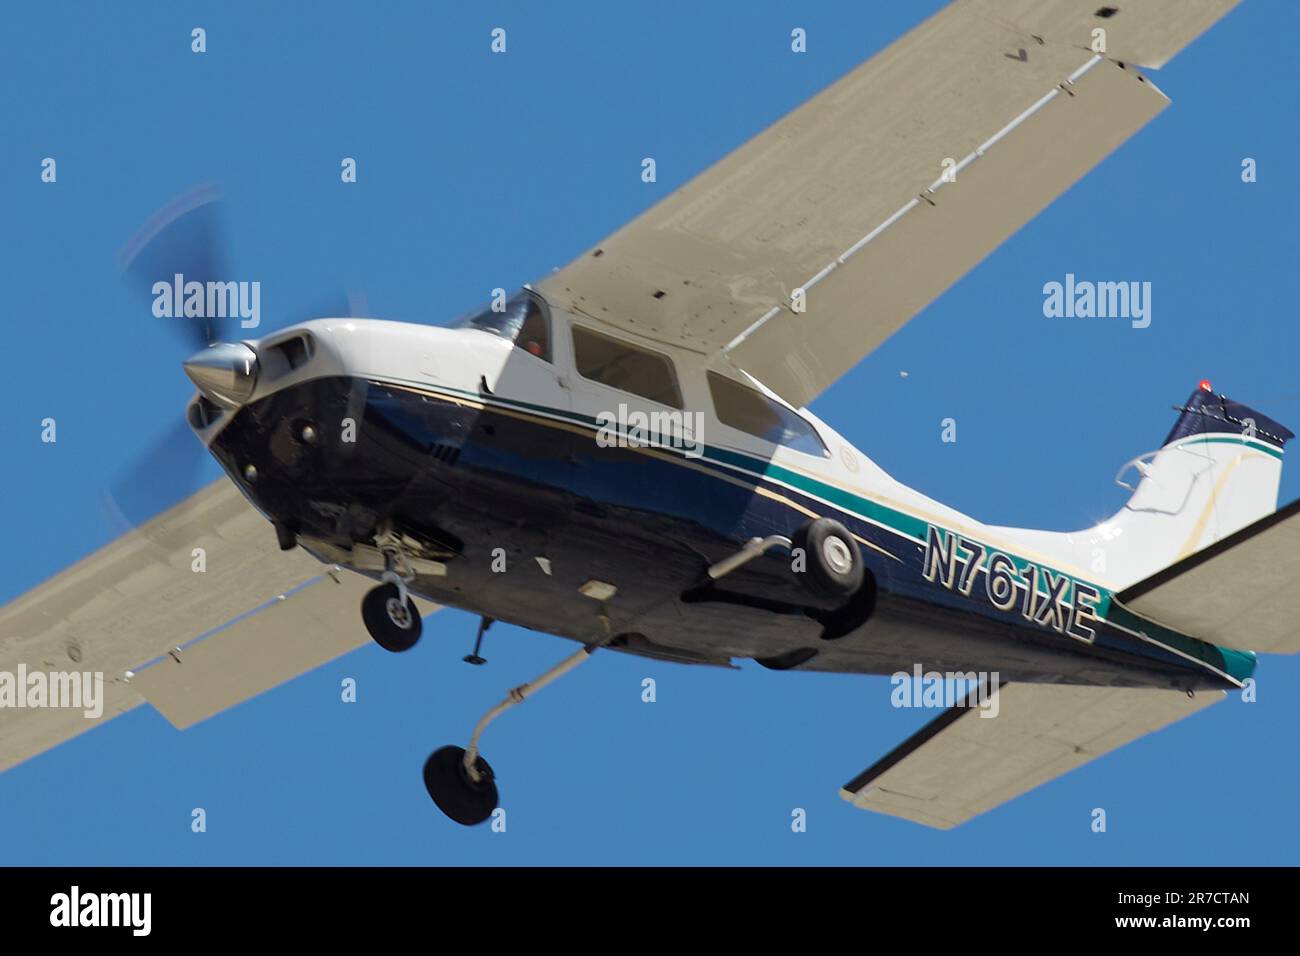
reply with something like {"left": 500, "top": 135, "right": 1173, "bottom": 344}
{"left": 424, "top": 620, "right": 607, "bottom": 826}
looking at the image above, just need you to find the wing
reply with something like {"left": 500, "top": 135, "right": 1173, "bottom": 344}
{"left": 0, "top": 480, "right": 365, "bottom": 772}
{"left": 841, "top": 681, "right": 1223, "bottom": 829}
{"left": 1115, "top": 498, "right": 1300, "bottom": 656}
{"left": 539, "top": 0, "right": 1240, "bottom": 407}
{"left": 129, "top": 570, "right": 379, "bottom": 730}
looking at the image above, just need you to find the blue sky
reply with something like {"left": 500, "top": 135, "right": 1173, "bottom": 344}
{"left": 2, "top": 1, "right": 1298, "bottom": 864}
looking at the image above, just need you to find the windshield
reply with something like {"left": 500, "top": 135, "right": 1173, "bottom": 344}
{"left": 450, "top": 292, "right": 531, "bottom": 339}
{"left": 447, "top": 291, "right": 551, "bottom": 361}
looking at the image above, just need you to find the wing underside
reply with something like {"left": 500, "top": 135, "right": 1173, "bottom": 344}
{"left": 0, "top": 481, "right": 380, "bottom": 772}
{"left": 540, "top": 0, "right": 1239, "bottom": 406}
{"left": 128, "top": 570, "right": 378, "bottom": 731}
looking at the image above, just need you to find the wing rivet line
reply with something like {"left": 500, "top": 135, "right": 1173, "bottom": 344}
{"left": 723, "top": 53, "right": 1106, "bottom": 357}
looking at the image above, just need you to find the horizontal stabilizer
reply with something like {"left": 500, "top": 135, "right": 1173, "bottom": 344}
{"left": 1115, "top": 498, "right": 1300, "bottom": 655}
{"left": 841, "top": 682, "right": 1222, "bottom": 830}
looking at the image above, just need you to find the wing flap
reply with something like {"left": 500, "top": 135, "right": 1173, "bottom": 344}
{"left": 730, "top": 58, "right": 1166, "bottom": 405}
{"left": 841, "top": 682, "right": 1223, "bottom": 829}
{"left": 1116, "top": 498, "right": 1300, "bottom": 655}
{"left": 0, "top": 480, "right": 323, "bottom": 772}
{"left": 130, "top": 572, "right": 431, "bottom": 730}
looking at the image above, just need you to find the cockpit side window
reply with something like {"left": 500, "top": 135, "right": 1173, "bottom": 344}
{"left": 516, "top": 301, "right": 550, "bottom": 362}
{"left": 572, "top": 326, "right": 683, "bottom": 408}
{"left": 448, "top": 291, "right": 551, "bottom": 363}
{"left": 707, "top": 371, "right": 828, "bottom": 456}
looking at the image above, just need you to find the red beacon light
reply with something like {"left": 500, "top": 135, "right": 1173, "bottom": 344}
{"left": 1198, "top": 379, "right": 1213, "bottom": 393}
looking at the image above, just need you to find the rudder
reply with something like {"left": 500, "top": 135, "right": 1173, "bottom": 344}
{"left": 1103, "top": 382, "right": 1292, "bottom": 586}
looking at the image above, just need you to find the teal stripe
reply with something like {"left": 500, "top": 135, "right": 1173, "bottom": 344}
{"left": 1179, "top": 434, "right": 1283, "bottom": 460}
{"left": 1218, "top": 646, "right": 1259, "bottom": 683}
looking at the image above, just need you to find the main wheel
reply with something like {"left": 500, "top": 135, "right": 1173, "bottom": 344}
{"left": 793, "top": 517, "right": 864, "bottom": 601}
{"left": 754, "top": 647, "right": 819, "bottom": 671}
{"left": 361, "top": 583, "right": 422, "bottom": 652}
{"left": 423, "top": 745, "right": 499, "bottom": 826}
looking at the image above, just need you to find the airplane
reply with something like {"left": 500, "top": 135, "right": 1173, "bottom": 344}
{"left": 4, "top": 0, "right": 1292, "bottom": 831}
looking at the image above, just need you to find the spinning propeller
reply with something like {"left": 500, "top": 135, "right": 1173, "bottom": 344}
{"left": 105, "top": 185, "right": 367, "bottom": 532}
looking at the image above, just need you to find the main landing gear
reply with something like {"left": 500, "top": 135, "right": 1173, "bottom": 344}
{"left": 362, "top": 536, "right": 422, "bottom": 652}
{"left": 424, "top": 625, "right": 607, "bottom": 826}
{"left": 422, "top": 745, "right": 499, "bottom": 826}
{"left": 420, "top": 522, "right": 864, "bottom": 827}
{"left": 700, "top": 517, "right": 864, "bottom": 603}
{"left": 793, "top": 517, "right": 863, "bottom": 600}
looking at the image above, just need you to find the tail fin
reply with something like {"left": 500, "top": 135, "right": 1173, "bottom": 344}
{"left": 989, "top": 383, "right": 1293, "bottom": 590}
{"left": 1098, "top": 384, "right": 1292, "bottom": 587}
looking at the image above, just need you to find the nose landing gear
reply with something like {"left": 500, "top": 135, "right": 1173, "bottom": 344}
{"left": 362, "top": 582, "right": 422, "bottom": 652}
{"left": 362, "top": 536, "right": 422, "bottom": 652}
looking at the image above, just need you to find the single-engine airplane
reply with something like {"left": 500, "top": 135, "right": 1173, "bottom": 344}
{"left": 5, "top": 0, "right": 1292, "bottom": 830}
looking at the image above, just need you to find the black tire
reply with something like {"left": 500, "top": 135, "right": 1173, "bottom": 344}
{"left": 423, "top": 745, "right": 499, "bottom": 826}
{"left": 361, "top": 583, "right": 422, "bottom": 652}
{"left": 793, "top": 518, "right": 864, "bottom": 601}
{"left": 754, "top": 647, "right": 819, "bottom": 671}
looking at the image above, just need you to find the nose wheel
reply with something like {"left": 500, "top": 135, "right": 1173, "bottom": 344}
{"left": 363, "top": 535, "right": 423, "bottom": 652}
{"left": 362, "top": 581, "right": 422, "bottom": 652}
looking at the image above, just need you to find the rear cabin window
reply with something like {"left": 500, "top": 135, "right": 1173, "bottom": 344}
{"left": 707, "top": 371, "right": 827, "bottom": 456}
{"left": 572, "top": 327, "right": 683, "bottom": 408}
